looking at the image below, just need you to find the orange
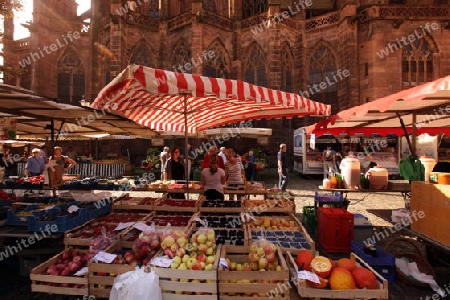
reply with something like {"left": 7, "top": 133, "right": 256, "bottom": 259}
{"left": 295, "top": 250, "right": 314, "bottom": 271}
{"left": 310, "top": 256, "right": 333, "bottom": 279}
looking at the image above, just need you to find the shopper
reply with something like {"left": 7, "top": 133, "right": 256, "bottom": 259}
{"left": 218, "top": 147, "right": 228, "bottom": 165}
{"left": 225, "top": 148, "right": 244, "bottom": 201}
{"left": 201, "top": 153, "right": 226, "bottom": 200}
{"left": 278, "top": 143, "right": 289, "bottom": 191}
{"left": 24, "top": 148, "right": 45, "bottom": 177}
{"left": 160, "top": 146, "right": 170, "bottom": 180}
{"left": 245, "top": 150, "right": 255, "bottom": 181}
{"left": 163, "top": 147, "right": 185, "bottom": 199}
{"left": 201, "top": 146, "right": 225, "bottom": 169}
{"left": 323, "top": 146, "right": 336, "bottom": 179}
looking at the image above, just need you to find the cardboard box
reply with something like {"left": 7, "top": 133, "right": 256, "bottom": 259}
{"left": 411, "top": 182, "right": 450, "bottom": 246}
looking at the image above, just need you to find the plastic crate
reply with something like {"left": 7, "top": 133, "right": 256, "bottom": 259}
{"left": 27, "top": 208, "right": 83, "bottom": 232}
{"left": 315, "top": 191, "right": 344, "bottom": 202}
{"left": 302, "top": 206, "right": 317, "bottom": 238}
{"left": 351, "top": 241, "right": 396, "bottom": 284}
{"left": 7, "top": 204, "right": 40, "bottom": 226}
{"left": 318, "top": 208, "right": 354, "bottom": 253}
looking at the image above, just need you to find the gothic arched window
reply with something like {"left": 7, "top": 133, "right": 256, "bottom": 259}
{"left": 57, "top": 47, "right": 85, "bottom": 104}
{"left": 171, "top": 39, "right": 192, "bottom": 74}
{"left": 244, "top": 43, "right": 267, "bottom": 87}
{"left": 281, "top": 43, "right": 294, "bottom": 92}
{"left": 203, "top": 40, "right": 230, "bottom": 79}
{"left": 130, "top": 41, "right": 155, "bottom": 67}
{"left": 402, "top": 38, "right": 434, "bottom": 87}
{"left": 243, "top": 0, "right": 268, "bottom": 19}
{"left": 306, "top": 44, "right": 338, "bottom": 113}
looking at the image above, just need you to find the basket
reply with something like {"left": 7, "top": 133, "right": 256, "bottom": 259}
{"left": 384, "top": 237, "right": 435, "bottom": 287}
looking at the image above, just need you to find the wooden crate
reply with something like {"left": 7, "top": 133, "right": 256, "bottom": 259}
{"left": 112, "top": 196, "right": 161, "bottom": 211}
{"left": 153, "top": 196, "right": 200, "bottom": 212}
{"left": 88, "top": 240, "right": 158, "bottom": 299}
{"left": 243, "top": 198, "right": 295, "bottom": 214}
{"left": 198, "top": 197, "right": 243, "bottom": 213}
{"left": 151, "top": 245, "right": 221, "bottom": 300}
{"left": 30, "top": 248, "right": 89, "bottom": 296}
{"left": 285, "top": 252, "right": 388, "bottom": 300}
{"left": 64, "top": 212, "right": 153, "bottom": 248}
{"left": 411, "top": 182, "right": 450, "bottom": 246}
{"left": 218, "top": 245, "right": 290, "bottom": 300}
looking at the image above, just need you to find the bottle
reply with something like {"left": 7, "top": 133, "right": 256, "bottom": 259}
{"left": 364, "top": 244, "right": 377, "bottom": 257}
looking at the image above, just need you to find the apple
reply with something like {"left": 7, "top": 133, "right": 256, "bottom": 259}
{"left": 162, "top": 235, "right": 175, "bottom": 248}
{"left": 178, "top": 263, "right": 188, "bottom": 270}
{"left": 266, "top": 252, "right": 276, "bottom": 263}
{"left": 198, "top": 244, "right": 208, "bottom": 253}
{"left": 61, "top": 267, "right": 71, "bottom": 276}
{"left": 170, "top": 261, "right": 180, "bottom": 269}
{"left": 243, "top": 264, "right": 252, "bottom": 271}
{"left": 170, "top": 243, "right": 180, "bottom": 252}
{"left": 176, "top": 248, "right": 186, "bottom": 257}
{"left": 249, "top": 242, "right": 258, "bottom": 253}
{"left": 236, "top": 263, "right": 243, "bottom": 271}
{"left": 249, "top": 252, "right": 260, "bottom": 263}
{"left": 207, "top": 230, "right": 215, "bottom": 242}
{"left": 250, "top": 262, "right": 258, "bottom": 271}
{"left": 196, "top": 233, "right": 207, "bottom": 244}
{"left": 205, "top": 247, "right": 214, "bottom": 256}
{"left": 258, "top": 257, "right": 268, "bottom": 270}
{"left": 62, "top": 251, "right": 71, "bottom": 260}
{"left": 176, "top": 236, "right": 188, "bottom": 247}
{"left": 189, "top": 251, "right": 197, "bottom": 258}
{"left": 197, "top": 253, "right": 206, "bottom": 263}
{"left": 192, "top": 262, "right": 203, "bottom": 270}
{"left": 172, "top": 256, "right": 182, "bottom": 265}
{"left": 186, "top": 257, "right": 197, "bottom": 269}
{"left": 182, "top": 254, "right": 190, "bottom": 263}
{"left": 206, "top": 255, "right": 215, "bottom": 264}
{"left": 204, "top": 263, "right": 213, "bottom": 271}
{"left": 256, "top": 247, "right": 265, "bottom": 257}
{"left": 70, "top": 262, "right": 81, "bottom": 272}
{"left": 164, "top": 249, "right": 174, "bottom": 258}
{"left": 230, "top": 262, "right": 237, "bottom": 271}
{"left": 124, "top": 252, "right": 135, "bottom": 263}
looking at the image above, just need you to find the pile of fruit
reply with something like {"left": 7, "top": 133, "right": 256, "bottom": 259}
{"left": 201, "top": 199, "right": 241, "bottom": 208}
{"left": 251, "top": 230, "right": 312, "bottom": 250}
{"left": 248, "top": 216, "right": 301, "bottom": 230}
{"left": 37, "top": 249, "right": 93, "bottom": 288}
{"left": 155, "top": 198, "right": 197, "bottom": 207}
{"left": 245, "top": 199, "right": 291, "bottom": 210}
{"left": 196, "top": 215, "right": 241, "bottom": 229}
{"left": 109, "top": 231, "right": 160, "bottom": 267}
{"left": 224, "top": 240, "right": 282, "bottom": 272}
{"left": 295, "top": 250, "right": 379, "bottom": 290}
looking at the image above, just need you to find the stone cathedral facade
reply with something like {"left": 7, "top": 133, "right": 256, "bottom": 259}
{"left": 3, "top": 0, "right": 450, "bottom": 164}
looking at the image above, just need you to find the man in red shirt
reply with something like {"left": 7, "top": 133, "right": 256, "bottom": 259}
{"left": 201, "top": 146, "right": 225, "bottom": 169}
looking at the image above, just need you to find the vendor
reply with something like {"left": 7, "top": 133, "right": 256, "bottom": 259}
{"left": 24, "top": 148, "right": 45, "bottom": 177}
{"left": 48, "top": 147, "right": 77, "bottom": 185}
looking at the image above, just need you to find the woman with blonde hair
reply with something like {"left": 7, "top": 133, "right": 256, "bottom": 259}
{"left": 201, "top": 153, "right": 226, "bottom": 200}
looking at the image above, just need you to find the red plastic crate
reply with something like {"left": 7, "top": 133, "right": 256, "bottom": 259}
{"left": 318, "top": 208, "right": 354, "bottom": 253}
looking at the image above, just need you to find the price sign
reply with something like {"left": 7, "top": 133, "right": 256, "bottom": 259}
{"left": 114, "top": 222, "right": 136, "bottom": 231}
{"left": 297, "top": 270, "right": 320, "bottom": 283}
{"left": 67, "top": 205, "right": 79, "bottom": 213}
{"left": 74, "top": 266, "right": 89, "bottom": 276}
{"left": 150, "top": 256, "right": 173, "bottom": 268}
{"left": 219, "top": 258, "right": 229, "bottom": 269}
{"left": 133, "top": 222, "right": 153, "bottom": 232}
{"left": 94, "top": 251, "right": 117, "bottom": 264}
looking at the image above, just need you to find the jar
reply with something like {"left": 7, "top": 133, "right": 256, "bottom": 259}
{"left": 339, "top": 155, "right": 360, "bottom": 189}
{"left": 437, "top": 173, "right": 450, "bottom": 185}
{"left": 323, "top": 178, "right": 331, "bottom": 189}
{"left": 366, "top": 166, "right": 388, "bottom": 190}
{"left": 419, "top": 156, "right": 437, "bottom": 182}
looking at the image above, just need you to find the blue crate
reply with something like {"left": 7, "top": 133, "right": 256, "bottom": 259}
{"left": 315, "top": 191, "right": 344, "bottom": 202}
{"left": 351, "top": 241, "right": 396, "bottom": 284}
{"left": 27, "top": 209, "right": 83, "bottom": 232}
{"left": 7, "top": 204, "right": 40, "bottom": 226}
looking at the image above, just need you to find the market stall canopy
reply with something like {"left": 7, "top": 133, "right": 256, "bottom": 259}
{"left": 0, "top": 83, "right": 158, "bottom": 139}
{"left": 306, "top": 75, "right": 450, "bottom": 137}
{"left": 90, "top": 65, "right": 331, "bottom": 134}
{"left": 204, "top": 127, "right": 272, "bottom": 139}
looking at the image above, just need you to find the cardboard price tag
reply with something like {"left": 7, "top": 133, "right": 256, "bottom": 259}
{"left": 67, "top": 205, "right": 79, "bottom": 213}
{"left": 74, "top": 266, "right": 89, "bottom": 276}
{"left": 114, "top": 222, "right": 136, "bottom": 231}
{"left": 94, "top": 251, "right": 117, "bottom": 264}
{"left": 150, "top": 256, "right": 173, "bottom": 268}
{"left": 133, "top": 222, "right": 153, "bottom": 232}
{"left": 297, "top": 270, "right": 320, "bottom": 283}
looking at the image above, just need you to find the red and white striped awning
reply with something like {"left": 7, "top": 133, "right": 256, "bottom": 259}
{"left": 91, "top": 65, "right": 331, "bottom": 134}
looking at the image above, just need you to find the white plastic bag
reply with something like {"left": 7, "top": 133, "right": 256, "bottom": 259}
{"left": 109, "top": 266, "right": 162, "bottom": 300}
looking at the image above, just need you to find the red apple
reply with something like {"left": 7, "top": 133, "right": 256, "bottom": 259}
{"left": 124, "top": 252, "right": 135, "bottom": 263}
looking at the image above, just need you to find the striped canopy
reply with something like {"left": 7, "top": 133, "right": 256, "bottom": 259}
{"left": 91, "top": 65, "right": 331, "bottom": 134}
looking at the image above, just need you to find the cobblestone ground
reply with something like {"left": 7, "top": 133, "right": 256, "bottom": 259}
{"left": 2, "top": 170, "right": 449, "bottom": 299}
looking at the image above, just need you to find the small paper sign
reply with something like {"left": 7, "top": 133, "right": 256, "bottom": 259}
{"left": 94, "top": 251, "right": 117, "bottom": 264}
{"left": 133, "top": 222, "right": 153, "bottom": 232}
{"left": 297, "top": 270, "right": 320, "bottom": 283}
{"left": 219, "top": 258, "right": 229, "bottom": 269}
{"left": 114, "top": 222, "right": 136, "bottom": 231}
{"left": 150, "top": 256, "right": 173, "bottom": 268}
{"left": 74, "top": 266, "right": 89, "bottom": 276}
{"left": 67, "top": 205, "right": 79, "bottom": 213}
